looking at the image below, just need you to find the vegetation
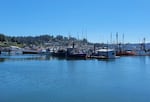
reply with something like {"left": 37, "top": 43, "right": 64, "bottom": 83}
{"left": 0, "top": 33, "right": 89, "bottom": 47}
{"left": 0, "top": 33, "right": 6, "bottom": 42}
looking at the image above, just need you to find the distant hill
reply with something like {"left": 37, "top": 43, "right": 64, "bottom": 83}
{"left": 0, "top": 34, "right": 88, "bottom": 47}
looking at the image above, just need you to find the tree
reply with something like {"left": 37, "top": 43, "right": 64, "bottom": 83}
{"left": 0, "top": 34, "right": 6, "bottom": 42}
{"left": 56, "top": 35, "right": 63, "bottom": 40}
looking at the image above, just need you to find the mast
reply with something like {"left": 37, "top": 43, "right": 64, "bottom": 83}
{"left": 85, "top": 28, "right": 87, "bottom": 41}
{"left": 122, "top": 33, "right": 124, "bottom": 52}
{"left": 122, "top": 33, "right": 124, "bottom": 45}
{"left": 116, "top": 32, "right": 119, "bottom": 52}
{"left": 116, "top": 32, "right": 118, "bottom": 45}
{"left": 110, "top": 32, "right": 112, "bottom": 44}
{"left": 143, "top": 37, "right": 146, "bottom": 51}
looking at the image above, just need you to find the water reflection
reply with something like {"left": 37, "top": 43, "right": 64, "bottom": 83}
{"left": 0, "top": 58, "right": 5, "bottom": 62}
{"left": 0, "top": 55, "right": 88, "bottom": 62}
{"left": 0, "top": 55, "right": 53, "bottom": 62}
{"left": 1, "top": 55, "right": 150, "bottom": 63}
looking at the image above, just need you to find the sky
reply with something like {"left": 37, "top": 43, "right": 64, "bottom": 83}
{"left": 0, "top": 0, "right": 150, "bottom": 43}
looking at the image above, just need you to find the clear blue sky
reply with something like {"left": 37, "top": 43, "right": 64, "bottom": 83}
{"left": 0, "top": 0, "right": 150, "bottom": 43}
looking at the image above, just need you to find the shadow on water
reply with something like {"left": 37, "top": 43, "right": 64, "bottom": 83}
{"left": 51, "top": 56, "right": 88, "bottom": 61}
{"left": 0, "top": 54, "right": 118, "bottom": 62}
{"left": 0, "top": 58, "right": 5, "bottom": 63}
{"left": 97, "top": 58, "right": 116, "bottom": 62}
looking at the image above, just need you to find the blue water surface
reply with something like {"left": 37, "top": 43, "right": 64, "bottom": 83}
{"left": 0, "top": 55, "right": 150, "bottom": 102}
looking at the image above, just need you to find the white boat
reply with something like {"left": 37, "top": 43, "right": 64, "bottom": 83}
{"left": 0, "top": 46, "right": 23, "bottom": 55}
{"left": 9, "top": 46, "right": 23, "bottom": 55}
{"left": 95, "top": 48, "right": 116, "bottom": 59}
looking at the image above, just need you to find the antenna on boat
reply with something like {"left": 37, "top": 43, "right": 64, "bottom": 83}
{"left": 116, "top": 32, "right": 118, "bottom": 45}
{"left": 110, "top": 32, "right": 112, "bottom": 44}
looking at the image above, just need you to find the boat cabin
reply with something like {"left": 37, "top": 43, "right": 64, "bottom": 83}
{"left": 96, "top": 49, "right": 116, "bottom": 59}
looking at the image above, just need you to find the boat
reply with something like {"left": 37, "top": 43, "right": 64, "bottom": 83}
{"left": 51, "top": 49, "right": 66, "bottom": 57}
{"left": 38, "top": 48, "right": 52, "bottom": 55}
{"left": 66, "top": 48, "right": 87, "bottom": 59}
{"left": 0, "top": 46, "right": 23, "bottom": 55}
{"left": 94, "top": 48, "right": 116, "bottom": 59}
{"left": 135, "top": 50, "right": 150, "bottom": 56}
{"left": 22, "top": 49, "right": 39, "bottom": 54}
{"left": 133, "top": 38, "right": 150, "bottom": 56}
{"left": 67, "top": 53, "right": 87, "bottom": 59}
{"left": 116, "top": 50, "right": 136, "bottom": 56}
{"left": 9, "top": 46, "right": 23, "bottom": 55}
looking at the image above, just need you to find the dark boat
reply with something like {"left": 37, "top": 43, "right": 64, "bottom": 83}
{"left": 22, "top": 50, "right": 39, "bottom": 54}
{"left": 51, "top": 49, "right": 66, "bottom": 57}
{"left": 66, "top": 48, "right": 87, "bottom": 59}
{"left": 67, "top": 53, "right": 87, "bottom": 59}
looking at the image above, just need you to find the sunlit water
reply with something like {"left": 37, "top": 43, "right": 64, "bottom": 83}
{"left": 0, "top": 55, "right": 150, "bottom": 102}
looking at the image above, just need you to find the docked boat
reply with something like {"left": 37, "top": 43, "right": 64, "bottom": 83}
{"left": 94, "top": 48, "right": 116, "bottom": 59}
{"left": 116, "top": 50, "right": 136, "bottom": 56}
{"left": 66, "top": 48, "right": 87, "bottom": 59}
{"left": 67, "top": 53, "right": 87, "bottom": 59}
{"left": 0, "top": 46, "right": 23, "bottom": 55}
{"left": 9, "top": 46, "right": 23, "bottom": 55}
{"left": 22, "top": 49, "right": 39, "bottom": 54}
{"left": 51, "top": 49, "right": 67, "bottom": 57}
{"left": 135, "top": 50, "right": 150, "bottom": 56}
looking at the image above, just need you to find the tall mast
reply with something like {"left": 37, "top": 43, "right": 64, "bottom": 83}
{"left": 122, "top": 33, "right": 124, "bottom": 44}
{"left": 85, "top": 28, "right": 87, "bottom": 41}
{"left": 143, "top": 37, "right": 146, "bottom": 51}
{"left": 122, "top": 33, "right": 124, "bottom": 52}
{"left": 81, "top": 28, "right": 84, "bottom": 40}
{"left": 116, "top": 32, "right": 119, "bottom": 51}
{"left": 110, "top": 32, "right": 112, "bottom": 44}
{"left": 116, "top": 32, "right": 118, "bottom": 45}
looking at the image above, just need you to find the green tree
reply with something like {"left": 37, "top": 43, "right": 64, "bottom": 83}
{"left": 0, "top": 34, "right": 6, "bottom": 42}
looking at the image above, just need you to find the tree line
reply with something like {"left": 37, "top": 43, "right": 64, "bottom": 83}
{"left": 0, "top": 33, "right": 88, "bottom": 46}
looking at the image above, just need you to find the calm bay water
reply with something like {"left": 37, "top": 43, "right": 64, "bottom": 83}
{"left": 0, "top": 55, "right": 150, "bottom": 102}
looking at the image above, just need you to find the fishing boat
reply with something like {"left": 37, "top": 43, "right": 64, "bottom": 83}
{"left": 116, "top": 50, "right": 136, "bottom": 56}
{"left": 51, "top": 49, "right": 67, "bottom": 57}
{"left": 66, "top": 48, "right": 87, "bottom": 59}
{"left": 135, "top": 50, "right": 150, "bottom": 56}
